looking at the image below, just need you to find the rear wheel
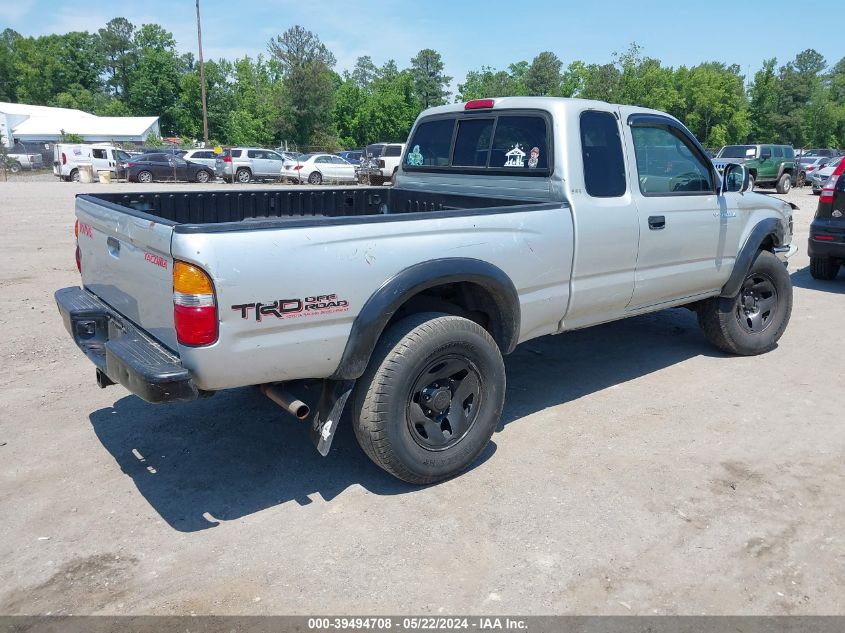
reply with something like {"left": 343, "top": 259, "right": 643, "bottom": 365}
{"left": 776, "top": 173, "right": 792, "bottom": 194}
{"left": 9, "top": 161, "right": 21, "bottom": 173}
{"left": 236, "top": 168, "right": 251, "bottom": 183}
{"left": 810, "top": 256, "right": 840, "bottom": 280}
{"left": 195, "top": 170, "right": 210, "bottom": 183}
{"left": 698, "top": 250, "right": 792, "bottom": 355}
{"left": 352, "top": 313, "right": 506, "bottom": 484}
{"left": 70, "top": 169, "right": 80, "bottom": 182}
{"left": 308, "top": 171, "right": 323, "bottom": 185}
{"left": 137, "top": 170, "right": 153, "bottom": 183}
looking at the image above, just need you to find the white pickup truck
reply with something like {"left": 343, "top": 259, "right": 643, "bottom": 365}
{"left": 56, "top": 97, "right": 797, "bottom": 484}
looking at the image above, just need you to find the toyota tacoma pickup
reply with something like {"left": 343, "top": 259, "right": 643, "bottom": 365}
{"left": 56, "top": 97, "right": 798, "bottom": 484}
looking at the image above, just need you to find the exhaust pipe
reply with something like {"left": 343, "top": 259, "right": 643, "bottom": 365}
{"left": 261, "top": 383, "right": 310, "bottom": 420}
{"left": 96, "top": 369, "right": 115, "bottom": 388}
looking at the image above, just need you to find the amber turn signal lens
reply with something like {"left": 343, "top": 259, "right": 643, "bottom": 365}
{"left": 173, "top": 261, "right": 214, "bottom": 295}
{"left": 74, "top": 220, "right": 78, "bottom": 239}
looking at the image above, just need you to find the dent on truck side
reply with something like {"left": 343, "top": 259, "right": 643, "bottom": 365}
{"left": 330, "top": 258, "right": 521, "bottom": 380}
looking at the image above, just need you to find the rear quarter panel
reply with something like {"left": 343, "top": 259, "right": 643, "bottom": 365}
{"left": 173, "top": 209, "right": 574, "bottom": 391}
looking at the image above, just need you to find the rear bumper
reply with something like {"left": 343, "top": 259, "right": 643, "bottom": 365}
{"left": 55, "top": 287, "right": 198, "bottom": 403}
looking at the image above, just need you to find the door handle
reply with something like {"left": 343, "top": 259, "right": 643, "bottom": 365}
{"left": 648, "top": 215, "right": 666, "bottom": 230}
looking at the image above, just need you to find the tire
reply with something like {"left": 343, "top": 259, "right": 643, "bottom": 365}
{"left": 351, "top": 312, "right": 506, "bottom": 484}
{"left": 776, "top": 173, "right": 792, "bottom": 194}
{"left": 797, "top": 171, "right": 806, "bottom": 188}
{"left": 9, "top": 161, "right": 21, "bottom": 173}
{"left": 137, "top": 170, "right": 153, "bottom": 183}
{"left": 70, "top": 169, "right": 80, "bottom": 182}
{"left": 236, "top": 168, "right": 251, "bottom": 183}
{"left": 698, "top": 250, "right": 792, "bottom": 355}
{"left": 308, "top": 171, "right": 322, "bottom": 185}
{"left": 810, "top": 256, "right": 840, "bottom": 280}
{"left": 195, "top": 170, "right": 210, "bottom": 183}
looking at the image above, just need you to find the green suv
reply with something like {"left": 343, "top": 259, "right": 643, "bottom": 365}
{"left": 713, "top": 144, "right": 796, "bottom": 193}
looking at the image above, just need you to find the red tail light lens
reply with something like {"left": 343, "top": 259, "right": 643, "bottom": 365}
{"left": 61, "top": 152, "right": 67, "bottom": 165}
{"left": 813, "top": 234, "right": 835, "bottom": 241}
{"left": 465, "top": 99, "right": 495, "bottom": 110}
{"left": 294, "top": 165, "right": 303, "bottom": 170}
{"left": 820, "top": 188, "right": 835, "bottom": 203}
{"left": 222, "top": 155, "right": 232, "bottom": 163}
{"left": 173, "top": 261, "right": 217, "bottom": 346}
{"left": 126, "top": 162, "right": 136, "bottom": 168}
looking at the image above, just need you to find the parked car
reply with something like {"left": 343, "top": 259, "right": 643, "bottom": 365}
{"left": 808, "top": 158, "right": 845, "bottom": 279}
{"left": 3, "top": 152, "right": 43, "bottom": 172}
{"left": 712, "top": 144, "right": 796, "bottom": 193}
{"left": 810, "top": 156, "right": 843, "bottom": 193}
{"left": 215, "top": 148, "right": 287, "bottom": 183}
{"left": 56, "top": 97, "right": 797, "bottom": 485}
{"left": 53, "top": 144, "right": 133, "bottom": 182}
{"left": 126, "top": 153, "right": 214, "bottom": 183}
{"left": 340, "top": 149, "right": 364, "bottom": 163}
{"left": 286, "top": 153, "right": 358, "bottom": 184}
{"left": 357, "top": 142, "right": 406, "bottom": 185}
{"left": 797, "top": 156, "right": 832, "bottom": 186}
{"left": 180, "top": 149, "right": 220, "bottom": 170}
{"left": 800, "top": 148, "right": 840, "bottom": 158}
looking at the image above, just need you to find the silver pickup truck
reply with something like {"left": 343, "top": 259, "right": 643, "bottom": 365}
{"left": 56, "top": 97, "right": 797, "bottom": 484}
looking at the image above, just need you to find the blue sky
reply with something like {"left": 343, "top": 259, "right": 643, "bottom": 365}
{"left": 5, "top": 0, "right": 841, "bottom": 93}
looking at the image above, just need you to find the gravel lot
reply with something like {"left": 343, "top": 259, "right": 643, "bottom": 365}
{"left": 0, "top": 179, "right": 843, "bottom": 615}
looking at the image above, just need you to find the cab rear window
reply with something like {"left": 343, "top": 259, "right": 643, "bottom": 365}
{"left": 405, "top": 112, "right": 550, "bottom": 173}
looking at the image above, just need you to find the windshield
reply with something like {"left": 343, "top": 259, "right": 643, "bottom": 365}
{"left": 718, "top": 145, "right": 757, "bottom": 159}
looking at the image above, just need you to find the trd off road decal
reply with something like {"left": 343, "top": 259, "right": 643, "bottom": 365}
{"left": 232, "top": 294, "right": 349, "bottom": 322}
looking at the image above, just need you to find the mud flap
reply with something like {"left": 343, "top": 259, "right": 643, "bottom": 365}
{"left": 310, "top": 379, "right": 355, "bottom": 456}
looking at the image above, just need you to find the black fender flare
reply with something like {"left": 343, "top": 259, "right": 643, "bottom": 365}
{"left": 720, "top": 218, "right": 785, "bottom": 297}
{"left": 330, "top": 258, "right": 521, "bottom": 380}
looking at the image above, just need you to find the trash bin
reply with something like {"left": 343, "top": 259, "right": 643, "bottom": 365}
{"left": 98, "top": 170, "right": 111, "bottom": 184}
{"left": 78, "top": 164, "right": 94, "bottom": 183}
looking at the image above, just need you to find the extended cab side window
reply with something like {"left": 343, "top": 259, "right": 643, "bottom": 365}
{"left": 580, "top": 111, "right": 626, "bottom": 197}
{"left": 383, "top": 145, "right": 402, "bottom": 157}
{"left": 631, "top": 126, "right": 714, "bottom": 195}
{"left": 92, "top": 149, "right": 107, "bottom": 159}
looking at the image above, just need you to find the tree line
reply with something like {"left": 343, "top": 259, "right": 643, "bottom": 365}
{"left": 0, "top": 20, "right": 843, "bottom": 150}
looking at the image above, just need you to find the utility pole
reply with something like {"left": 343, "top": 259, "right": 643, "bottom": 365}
{"left": 196, "top": 0, "right": 209, "bottom": 145}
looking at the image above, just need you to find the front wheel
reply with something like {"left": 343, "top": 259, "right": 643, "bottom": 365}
{"left": 9, "top": 161, "right": 21, "bottom": 173}
{"left": 352, "top": 313, "right": 506, "bottom": 484}
{"left": 810, "top": 256, "right": 840, "bottom": 280}
{"left": 698, "top": 250, "right": 792, "bottom": 355}
{"left": 776, "top": 173, "right": 792, "bottom": 194}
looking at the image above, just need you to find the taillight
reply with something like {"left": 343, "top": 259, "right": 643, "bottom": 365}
{"left": 806, "top": 166, "right": 816, "bottom": 171}
{"left": 813, "top": 234, "right": 835, "bottom": 241}
{"left": 465, "top": 98, "right": 495, "bottom": 110}
{"left": 126, "top": 162, "right": 136, "bottom": 168}
{"left": 294, "top": 165, "right": 303, "bottom": 170}
{"left": 222, "top": 155, "right": 232, "bottom": 163}
{"left": 820, "top": 187, "right": 835, "bottom": 203}
{"left": 61, "top": 152, "right": 67, "bottom": 165}
{"left": 173, "top": 261, "right": 217, "bottom": 346}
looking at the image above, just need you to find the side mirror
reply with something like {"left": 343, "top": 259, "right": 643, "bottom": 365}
{"left": 720, "top": 163, "right": 749, "bottom": 195}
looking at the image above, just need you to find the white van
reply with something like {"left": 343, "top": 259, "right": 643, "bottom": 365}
{"left": 53, "top": 144, "right": 133, "bottom": 182}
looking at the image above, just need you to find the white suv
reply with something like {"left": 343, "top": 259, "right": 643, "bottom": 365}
{"left": 215, "top": 148, "right": 286, "bottom": 183}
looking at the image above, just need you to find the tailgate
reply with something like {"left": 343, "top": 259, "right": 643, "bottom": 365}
{"left": 75, "top": 195, "right": 178, "bottom": 350}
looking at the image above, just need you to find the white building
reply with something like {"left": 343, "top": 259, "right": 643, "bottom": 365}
{"left": 0, "top": 102, "right": 160, "bottom": 148}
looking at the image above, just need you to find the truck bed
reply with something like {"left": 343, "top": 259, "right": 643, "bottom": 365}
{"left": 80, "top": 187, "right": 552, "bottom": 231}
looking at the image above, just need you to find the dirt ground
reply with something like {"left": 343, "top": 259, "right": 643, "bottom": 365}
{"left": 0, "top": 178, "right": 843, "bottom": 616}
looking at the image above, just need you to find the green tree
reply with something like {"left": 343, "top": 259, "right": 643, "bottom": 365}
{"left": 457, "top": 66, "right": 519, "bottom": 100}
{"left": 410, "top": 48, "right": 451, "bottom": 108}
{"left": 98, "top": 18, "right": 136, "bottom": 97}
{"left": 524, "top": 51, "right": 562, "bottom": 96}
{"left": 126, "top": 24, "right": 181, "bottom": 133}
{"left": 0, "top": 29, "right": 21, "bottom": 101}
{"left": 269, "top": 25, "right": 337, "bottom": 147}
{"left": 748, "top": 58, "right": 778, "bottom": 142}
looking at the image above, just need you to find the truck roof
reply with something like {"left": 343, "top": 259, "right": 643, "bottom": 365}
{"left": 420, "top": 96, "right": 676, "bottom": 121}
